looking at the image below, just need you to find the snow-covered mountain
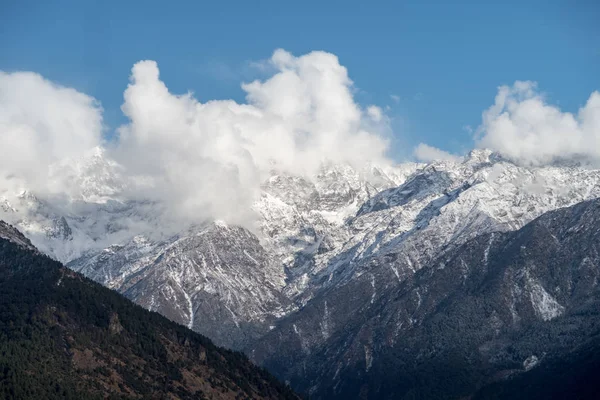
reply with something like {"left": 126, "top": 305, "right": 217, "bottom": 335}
{"left": 2, "top": 148, "right": 600, "bottom": 395}
{"left": 0, "top": 148, "right": 420, "bottom": 348}
{"left": 255, "top": 197, "right": 600, "bottom": 398}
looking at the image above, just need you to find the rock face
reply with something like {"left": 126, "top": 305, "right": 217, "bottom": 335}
{"left": 252, "top": 198, "right": 600, "bottom": 398}
{"left": 70, "top": 223, "right": 290, "bottom": 349}
{"left": 2, "top": 148, "right": 600, "bottom": 396}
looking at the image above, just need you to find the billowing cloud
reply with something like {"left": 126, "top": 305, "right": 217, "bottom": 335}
{"left": 367, "top": 106, "right": 383, "bottom": 122}
{"left": 0, "top": 71, "right": 103, "bottom": 196}
{"left": 3, "top": 50, "right": 598, "bottom": 236}
{"left": 113, "top": 50, "right": 391, "bottom": 226}
{"left": 1, "top": 49, "right": 392, "bottom": 229}
{"left": 413, "top": 143, "right": 460, "bottom": 162}
{"left": 476, "top": 81, "right": 600, "bottom": 165}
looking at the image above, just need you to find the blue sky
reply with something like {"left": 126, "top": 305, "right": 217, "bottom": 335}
{"left": 1, "top": 0, "right": 598, "bottom": 160}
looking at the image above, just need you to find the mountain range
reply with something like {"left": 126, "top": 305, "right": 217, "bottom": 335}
{"left": 2, "top": 148, "right": 600, "bottom": 398}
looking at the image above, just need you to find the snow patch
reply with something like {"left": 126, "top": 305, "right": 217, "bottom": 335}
{"left": 523, "top": 355, "right": 539, "bottom": 371}
{"left": 364, "top": 345, "right": 373, "bottom": 371}
{"left": 370, "top": 274, "right": 376, "bottom": 304}
{"left": 529, "top": 280, "right": 564, "bottom": 321}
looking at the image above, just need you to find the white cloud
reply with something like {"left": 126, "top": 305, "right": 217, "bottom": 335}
{"left": 0, "top": 71, "right": 103, "bottom": 196}
{"left": 390, "top": 94, "right": 400, "bottom": 103}
{"left": 413, "top": 143, "right": 460, "bottom": 162}
{"left": 476, "top": 81, "right": 600, "bottom": 165}
{"left": 114, "top": 51, "right": 391, "bottom": 227}
{"left": 0, "top": 49, "right": 392, "bottom": 230}
{"left": 238, "top": 49, "right": 389, "bottom": 172}
{"left": 4, "top": 50, "right": 598, "bottom": 238}
{"left": 367, "top": 105, "right": 383, "bottom": 122}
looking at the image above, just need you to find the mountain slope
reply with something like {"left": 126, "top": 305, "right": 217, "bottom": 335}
{"left": 69, "top": 223, "right": 291, "bottom": 350}
{"left": 9, "top": 149, "right": 600, "bottom": 353}
{"left": 0, "top": 221, "right": 37, "bottom": 252}
{"left": 251, "top": 198, "right": 600, "bottom": 399}
{"left": 0, "top": 221, "right": 298, "bottom": 400}
{"left": 3, "top": 149, "right": 600, "bottom": 398}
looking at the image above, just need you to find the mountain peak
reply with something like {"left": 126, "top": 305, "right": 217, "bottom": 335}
{"left": 465, "top": 148, "right": 495, "bottom": 164}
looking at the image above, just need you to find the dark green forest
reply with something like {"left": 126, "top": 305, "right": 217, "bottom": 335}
{"left": 0, "top": 236, "right": 298, "bottom": 399}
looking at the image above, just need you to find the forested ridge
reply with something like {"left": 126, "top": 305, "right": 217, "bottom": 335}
{"left": 0, "top": 233, "right": 298, "bottom": 400}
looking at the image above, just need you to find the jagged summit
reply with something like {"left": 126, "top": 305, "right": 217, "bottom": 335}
{"left": 465, "top": 147, "right": 496, "bottom": 163}
{"left": 48, "top": 145, "right": 126, "bottom": 203}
